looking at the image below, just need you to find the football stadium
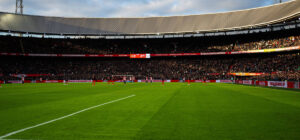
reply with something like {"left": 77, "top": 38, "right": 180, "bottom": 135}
{"left": 0, "top": 0, "right": 300, "bottom": 139}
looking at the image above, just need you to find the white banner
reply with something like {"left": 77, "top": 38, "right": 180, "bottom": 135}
{"left": 268, "top": 81, "right": 287, "bottom": 88}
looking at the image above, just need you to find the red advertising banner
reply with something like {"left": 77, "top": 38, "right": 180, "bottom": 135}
{"left": 68, "top": 80, "right": 93, "bottom": 83}
{"left": 1, "top": 46, "right": 299, "bottom": 58}
{"left": 2, "top": 79, "right": 299, "bottom": 90}
{"left": 10, "top": 74, "right": 50, "bottom": 78}
{"left": 287, "top": 82, "right": 295, "bottom": 89}
{"left": 217, "top": 80, "right": 234, "bottom": 83}
{"left": 256, "top": 81, "right": 268, "bottom": 86}
{"left": 242, "top": 80, "right": 253, "bottom": 85}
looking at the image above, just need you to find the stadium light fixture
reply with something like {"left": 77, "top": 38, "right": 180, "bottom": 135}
{"left": 15, "top": 0, "right": 23, "bottom": 14}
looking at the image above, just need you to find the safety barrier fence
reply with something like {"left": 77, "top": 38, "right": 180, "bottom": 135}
{"left": 1, "top": 79, "right": 299, "bottom": 89}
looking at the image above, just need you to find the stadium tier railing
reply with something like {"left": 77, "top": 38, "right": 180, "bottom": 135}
{"left": 0, "top": 46, "right": 299, "bottom": 58}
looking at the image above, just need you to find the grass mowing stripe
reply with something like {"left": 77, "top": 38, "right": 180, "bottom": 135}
{"left": 219, "top": 84, "right": 300, "bottom": 108}
{"left": 0, "top": 94, "right": 136, "bottom": 139}
{"left": 134, "top": 86, "right": 182, "bottom": 136}
{"left": 1, "top": 83, "right": 300, "bottom": 139}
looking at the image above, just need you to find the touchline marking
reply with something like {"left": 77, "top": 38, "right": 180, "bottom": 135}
{"left": 0, "top": 94, "right": 136, "bottom": 139}
{"left": 0, "top": 139, "right": 31, "bottom": 140}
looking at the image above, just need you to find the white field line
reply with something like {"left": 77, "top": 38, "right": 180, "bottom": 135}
{"left": 0, "top": 139, "right": 27, "bottom": 140}
{"left": 0, "top": 94, "right": 136, "bottom": 139}
{"left": 0, "top": 139, "right": 31, "bottom": 140}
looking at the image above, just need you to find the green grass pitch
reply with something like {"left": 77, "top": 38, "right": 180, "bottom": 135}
{"left": 0, "top": 83, "right": 300, "bottom": 140}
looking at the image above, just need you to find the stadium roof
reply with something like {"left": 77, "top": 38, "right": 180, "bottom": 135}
{"left": 0, "top": 0, "right": 300, "bottom": 35}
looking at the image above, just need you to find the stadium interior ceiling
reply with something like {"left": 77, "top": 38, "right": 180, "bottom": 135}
{"left": 0, "top": 18, "right": 299, "bottom": 39}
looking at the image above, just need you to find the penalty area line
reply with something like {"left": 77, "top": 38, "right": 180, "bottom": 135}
{"left": 0, "top": 94, "right": 136, "bottom": 139}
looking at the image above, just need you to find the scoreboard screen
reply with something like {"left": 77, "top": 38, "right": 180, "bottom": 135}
{"left": 130, "top": 54, "right": 151, "bottom": 59}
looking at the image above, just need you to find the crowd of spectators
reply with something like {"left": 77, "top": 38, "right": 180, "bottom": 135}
{"left": 0, "top": 28, "right": 299, "bottom": 81}
{"left": 0, "top": 29, "right": 299, "bottom": 54}
{"left": 0, "top": 53, "right": 299, "bottom": 81}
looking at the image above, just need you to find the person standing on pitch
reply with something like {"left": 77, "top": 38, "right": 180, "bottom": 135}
{"left": 21, "top": 75, "right": 25, "bottom": 84}
{"left": 92, "top": 75, "right": 96, "bottom": 86}
{"left": 129, "top": 76, "right": 132, "bottom": 83}
{"left": 123, "top": 76, "right": 127, "bottom": 84}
